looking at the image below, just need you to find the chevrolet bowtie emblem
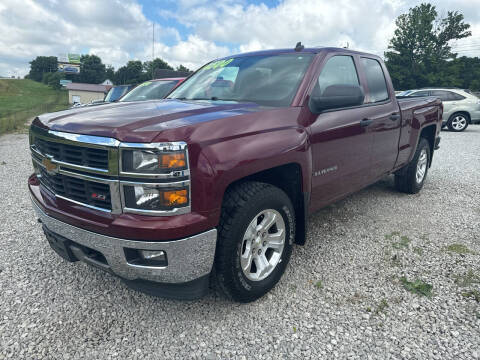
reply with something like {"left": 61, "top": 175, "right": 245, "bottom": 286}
{"left": 42, "top": 157, "right": 58, "bottom": 174}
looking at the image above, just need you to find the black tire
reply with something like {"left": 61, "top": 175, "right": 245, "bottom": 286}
{"left": 215, "top": 181, "right": 295, "bottom": 302}
{"left": 447, "top": 112, "right": 469, "bottom": 132}
{"left": 395, "top": 138, "right": 431, "bottom": 194}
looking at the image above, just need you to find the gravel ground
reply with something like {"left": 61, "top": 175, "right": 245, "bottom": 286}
{"left": 0, "top": 127, "right": 479, "bottom": 360}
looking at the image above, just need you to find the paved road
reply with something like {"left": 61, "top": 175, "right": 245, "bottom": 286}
{"left": 0, "top": 127, "right": 479, "bottom": 359}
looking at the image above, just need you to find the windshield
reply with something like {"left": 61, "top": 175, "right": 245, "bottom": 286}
{"left": 120, "top": 80, "right": 179, "bottom": 102}
{"left": 104, "top": 85, "right": 133, "bottom": 102}
{"left": 168, "top": 54, "right": 314, "bottom": 107}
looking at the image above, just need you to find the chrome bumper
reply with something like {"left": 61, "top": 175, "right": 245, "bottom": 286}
{"left": 32, "top": 199, "right": 217, "bottom": 284}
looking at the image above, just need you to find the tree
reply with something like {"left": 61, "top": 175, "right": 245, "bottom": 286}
{"left": 105, "top": 65, "right": 115, "bottom": 82}
{"left": 27, "top": 56, "right": 58, "bottom": 82}
{"left": 176, "top": 64, "right": 192, "bottom": 73}
{"left": 42, "top": 72, "right": 65, "bottom": 90}
{"left": 385, "top": 3, "right": 471, "bottom": 90}
{"left": 114, "top": 60, "right": 144, "bottom": 84}
{"left": 78, "top": 54, "right": 106, "bottom": 84}
{"left": 143, "top": 58, "right": 173, "bottom": 80}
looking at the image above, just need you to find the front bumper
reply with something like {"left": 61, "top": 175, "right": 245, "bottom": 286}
{"left": 32, "top": 198, "right": 217, "bottom": 297}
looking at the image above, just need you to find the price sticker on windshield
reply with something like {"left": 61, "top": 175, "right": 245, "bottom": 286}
{"left": 203, "top": 58, "right": 234, "bottom": 71}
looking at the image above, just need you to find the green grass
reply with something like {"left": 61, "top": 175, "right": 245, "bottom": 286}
{"left": 462, "top": 290, "right": 480, "bottom": 302}
{"left": 454, "top": 270, "right": 480, "bottom": 287}
{"left": 314, "top": 280, "right": 323, "bottom": 289}
{"left": 445, "top": 244, "right": 476, "bottom": 255}
{"left": 400, "top": 277, "right": 433, "bottom": 297}
{"left": 0, "top": 79, "right": 69, "bottom": 134}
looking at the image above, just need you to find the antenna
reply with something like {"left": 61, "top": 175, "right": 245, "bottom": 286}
{"left": 295, "top": 42, "right": 304, "bottom": 52}
{"left": 152, "top": 23, "right": 155, "bottom": 79}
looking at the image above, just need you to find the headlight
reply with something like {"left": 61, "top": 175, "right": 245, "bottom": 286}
{"left": 123, "top": 184, "right": 189, "bottom": 212}
{"left": 120, "top": 145, "right": 188, "bottom": 175}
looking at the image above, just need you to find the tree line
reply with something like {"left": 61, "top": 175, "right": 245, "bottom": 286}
{"left": 26, "top": 55, "right": 192, "bottom": 89}
{"left": 385, "top": 3, "right": 479, "bottom": 91}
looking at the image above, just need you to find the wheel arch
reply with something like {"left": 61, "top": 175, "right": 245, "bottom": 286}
{"left": 419, "top": 125, "right": 436, "bottom": 167}
{"left": 223, "top": 163, "right": 308, "bottom": 245}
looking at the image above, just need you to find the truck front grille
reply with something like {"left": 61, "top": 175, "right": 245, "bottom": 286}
{"left": 39, "top": 167, "right": 112, "bottom": 210}
{"left": 35, "top": 137, "right": 109, "bottom": 170}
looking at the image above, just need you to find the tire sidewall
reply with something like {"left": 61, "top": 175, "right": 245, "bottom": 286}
{"left": 227, "top": 190, "right": 295, "bottom": 300}
{"left": 411, "top": 139, "right": 431, "bottom": 192}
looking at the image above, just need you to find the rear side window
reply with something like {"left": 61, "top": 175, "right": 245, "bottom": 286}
{"left": 317, "top": 56, "right": 359, "bottom": 95}
{"left": 431, "top": 90, "right": 465, "bottom": 101}
{"left": 361, "top": 58, "right": 389, "bottom": 103}
{"left": 410, "top": 90, "right": 430, "bottom": 97}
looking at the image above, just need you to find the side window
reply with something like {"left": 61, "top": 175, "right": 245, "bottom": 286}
{"left": 410, "top": 90, "right": 430, "bottom": 97}
{"left": 430, "top": 90, "right": 465, "bottom": 101}
{"left": 316, "top": 56, "right": 359, "bottom": 96}
{"left": 361, "top": 58, "right": 389, "bottom": 103}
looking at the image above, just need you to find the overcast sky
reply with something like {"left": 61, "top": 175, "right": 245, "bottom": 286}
{"left": 1, "top": 0, "right": 479, "bottom": 77}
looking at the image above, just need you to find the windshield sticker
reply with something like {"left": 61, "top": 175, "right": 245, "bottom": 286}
{"left": 138, "top": 81, "right": 152, "bottom": 87}
{"left": 203, "top": 58, "right": 234, "bottom": 70}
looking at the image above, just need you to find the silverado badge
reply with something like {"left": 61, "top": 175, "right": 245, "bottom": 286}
{"left": 42, "top": 158, "right": 58, "bottom": 174}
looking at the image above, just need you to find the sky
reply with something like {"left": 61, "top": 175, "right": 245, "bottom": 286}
{"left": 1, "top": 0, "right": 480, "bottom": 78}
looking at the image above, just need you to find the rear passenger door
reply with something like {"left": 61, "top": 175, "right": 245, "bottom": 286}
{"left": 359, "top": 57, "right": 401, "bottom": 180}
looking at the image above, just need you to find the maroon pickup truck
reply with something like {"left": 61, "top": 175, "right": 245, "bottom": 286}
{"left": 28, "top": 46, "right": 442, "bottom": 302}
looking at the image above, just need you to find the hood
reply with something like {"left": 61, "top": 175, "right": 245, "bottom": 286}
{"left": 35, "top": 99, "right": 262, "bottom": 143}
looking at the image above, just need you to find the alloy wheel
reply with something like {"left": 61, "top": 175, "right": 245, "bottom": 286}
{"left": 240, "top": 209, "right": 285, "bottom": 281}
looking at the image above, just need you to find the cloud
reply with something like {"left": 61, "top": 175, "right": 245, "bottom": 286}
{"left": 0, "top": 0, "right": 479, "bottom": 78}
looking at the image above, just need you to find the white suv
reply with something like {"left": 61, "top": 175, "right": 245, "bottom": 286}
{"left": 399, "top": 88, "right": 480, "bottom": 132}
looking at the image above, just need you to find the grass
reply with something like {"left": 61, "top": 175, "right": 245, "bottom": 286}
{"left": 445, "top": 244, "right": 476, "bottom": 255}
{"left": 454, "top": 270, "right": 480, "bottom": 287}
{"left": 461, "top": 290, "right": 480, "bottom": 302}
{"left": 315, "top": 280, "right": 323, "bottom": 289}
{"left": 0, "top": 79, "right": 69, "bottom": 134}
{"left": 385, "top": 232, "right": 411, "bottom": 249}
{"left": 400, "top": 277, "right": 433, "bottom": 297}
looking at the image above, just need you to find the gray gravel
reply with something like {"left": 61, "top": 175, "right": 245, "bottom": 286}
{"left": 0, "top": 127, "right": 479, "bottom": 359}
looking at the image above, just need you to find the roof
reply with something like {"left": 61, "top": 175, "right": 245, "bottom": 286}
{"left": 151, "top": 77, "right": 185, "bottom": 82}
{"left": 214, "top": 47, "right": 380, "bottom": 61}
{"left": 66, "top": 83, "right": 109, "bottom": 93}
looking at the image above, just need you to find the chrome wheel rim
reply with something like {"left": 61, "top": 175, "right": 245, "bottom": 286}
{"left": 240, "top": 209, "right": 285, "bottom": 282}
{"left": 416, "top": 148, "right": 428, "bottom": 184}
{"left": 451, "top": 116, "right": 467, "bottom": 130}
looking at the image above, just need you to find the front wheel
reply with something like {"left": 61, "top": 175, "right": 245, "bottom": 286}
{"left": 215, "top": 182, "right": 295, "bottom": 302}
{"left": 447, "top": 113, "right": 469, "bottom": 132}
{"left": 395, "top": 138, "right": 431, "bottom": 194}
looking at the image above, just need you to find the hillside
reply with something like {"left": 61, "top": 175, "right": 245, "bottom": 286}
{"left": 0, "top": 79, "right": 69, "bottom": 134}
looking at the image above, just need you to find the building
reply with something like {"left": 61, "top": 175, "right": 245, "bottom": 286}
{"left": 66, "top": 83, "right": 111, "bottom": 104}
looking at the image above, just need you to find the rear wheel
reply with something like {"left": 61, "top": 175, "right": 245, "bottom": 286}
{"left": 395, "top": 138, "right": 431, "bottom": 194}
{"left": 447, "top": 113, "right": 469, "bottom": 132}
{"left": 215, "top": 182, "right": 295, "bottom": 302}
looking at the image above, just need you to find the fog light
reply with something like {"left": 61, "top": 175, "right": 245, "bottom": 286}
{"left": 124, "top": 248, "right": 168, "bottom": 267}
{"left": 140, "top": 250, "right": 166, "bottom": 261}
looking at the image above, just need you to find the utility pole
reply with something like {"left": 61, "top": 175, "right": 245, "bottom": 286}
{"left": 152, "top": 23, "right": 155, "bottom": 79}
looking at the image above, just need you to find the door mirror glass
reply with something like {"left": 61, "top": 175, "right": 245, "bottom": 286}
{"left": 309, "top": 84, "right": 364, "bottom": 113}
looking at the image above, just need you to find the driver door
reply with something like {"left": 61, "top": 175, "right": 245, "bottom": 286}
{"left": 308, "top": 54, "right": 374, "bottom": 210}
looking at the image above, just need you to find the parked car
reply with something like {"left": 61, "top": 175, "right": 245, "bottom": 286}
{"left": 28, "top": 46, "right": 442, "bottom": 302}
{"left": 119, "top": 78, "right": 185, "bottom": 102}
{"left": 104, "top": 84, "right": 135, "bottom": 103}
{"left": 398, "top": 88, "right": 480, "bottom": 132}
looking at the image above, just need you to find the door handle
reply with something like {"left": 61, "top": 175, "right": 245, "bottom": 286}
{"left": 390, "top": 113, "right": 401, "bottom": 121}
{"left": 360, "top": 118, "right": 373, "bottom": 127}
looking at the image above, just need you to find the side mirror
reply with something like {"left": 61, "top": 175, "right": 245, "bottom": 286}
{"left": 309, "top": 84, "right": 365, "bottom": 113}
